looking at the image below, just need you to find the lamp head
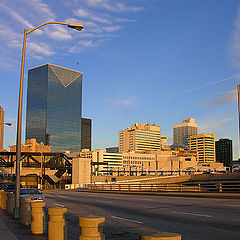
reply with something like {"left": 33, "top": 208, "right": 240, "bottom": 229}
{"left": 5, "top": 123, "right": 12, "bottom": 126}
{"left": 68, "top": 23, "right": 84, "bottom": 31}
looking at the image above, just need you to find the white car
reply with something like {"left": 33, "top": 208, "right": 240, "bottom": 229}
{"left": 20, "top": 188, "right": 45, "bottom": 202}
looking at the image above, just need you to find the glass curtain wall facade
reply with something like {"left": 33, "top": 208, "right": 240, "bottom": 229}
{"left": 26, "top": 64, "right": 82, "bottom": 152}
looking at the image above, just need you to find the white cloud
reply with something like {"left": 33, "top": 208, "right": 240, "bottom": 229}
{"left": 24, "top": 0, "right": 55, "bottom": 21}
{"left": 74, "top": 8, "right": 111, "bottom": 24}
{"left": 199, "top": 116, "right": 233, "bottom": 133}
{"left": 103, "top": 26, "right": 122, "bottom": 32}
{"left": 46, "top": 25, "right": 73, "bottom": 40}
{"left": 167, "top": 74, "right": 240, "bottom": 98}
{"left": 115, "top": 18, "right": 136, "bottom": 23}
{"left": 201, "top": 89, "right": 237, "bottom": 107}
{"left": 106, "top": 96, "right": 138, "bottom": 111}
{"left": 69, "top": 39, "right": 106, "bottom": 52}
{"left": 0, "top": 2, "right": 35, "bottom": 29}
{"left": 28, "top": 42, "right": 55, "bottom": 56}
{"left": 85, "top": 0, "right": 143, "bottom": 12}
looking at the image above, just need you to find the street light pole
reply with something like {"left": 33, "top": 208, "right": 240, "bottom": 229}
{"left": 14, "top": 22, "right": 84, "bottom": 218}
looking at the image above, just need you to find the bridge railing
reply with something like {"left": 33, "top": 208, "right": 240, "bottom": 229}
{"left": 86, "top": 181, "right": 240, "bottom": 193}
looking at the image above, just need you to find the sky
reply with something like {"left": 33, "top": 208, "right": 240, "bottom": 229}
{"left": 0, "top": 0, "right": 240, "bottom": 159}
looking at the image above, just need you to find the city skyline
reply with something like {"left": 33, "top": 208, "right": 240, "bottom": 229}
{"left": 0, "top": 0, "right": 239, "bottom": 158}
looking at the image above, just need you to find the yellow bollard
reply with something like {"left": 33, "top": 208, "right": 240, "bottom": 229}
{"left": 79, "top": 216, "right": 105, "bottom": 240}
{"left": 0, "top": 190, "right": 3, "bottom": 209}
{"left": 6, "top": 193, "right": 15, "bottom": 215}
{"left": 20, "top": 198, "right": 32, "bottom": 226}
{"left": 31, "top": 201, "right": 45, "bottom": 234}
{"left": 48, "top": 207, "right": 67, "bottom": 240}
{"left": 1, "top": 191, "right": 7, "bottom": 210}
{"left": 141, "top": 232, "right": 181, "bottom": 240}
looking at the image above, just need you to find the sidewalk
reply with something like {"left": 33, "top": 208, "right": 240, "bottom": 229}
{"left": 0, "top": 217, "right": 17, "bottom": 240}
{"left": 0, "top": 210, "right": 46, "bottom": 240}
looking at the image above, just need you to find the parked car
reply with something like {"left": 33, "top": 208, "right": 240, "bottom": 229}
{"left": 20, "top": 188, "right": 45, "bottom": 202}
{"left": 4, "top": 183, "right": 23, "bottom": 193}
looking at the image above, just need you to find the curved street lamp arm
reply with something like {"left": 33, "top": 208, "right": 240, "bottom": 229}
{"left": 27, "top": 21, "right": 68, "bottom": 34}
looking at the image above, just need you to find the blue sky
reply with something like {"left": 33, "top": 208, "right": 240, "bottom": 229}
{"left": 0, "top": 0, "right": 239, "bottom": 159}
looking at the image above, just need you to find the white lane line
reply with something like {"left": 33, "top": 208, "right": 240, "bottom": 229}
{"left": 54, "top": 203, "right": 65, "bottom": 207}
{"left": 97, "top": 200, "right": 112, "bottom": 204}
{"left": 171, "top": 211, "right": 212, "bottom": 218}
{"left": 112, "top": 216, "right": 143, "bottom": 224}
{"left": 226, "top": 204, "right": 240, "bottom": 208}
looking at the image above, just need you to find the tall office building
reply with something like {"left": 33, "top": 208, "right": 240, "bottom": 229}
{"left": 0, "top": 103, "right": 4, "bottom": 149}
{"left": 189, "top": 133, "right": 215, "bottom": 163}
{"left": 26, "top": 64, "right": 82, "bottom": 152}
{"left": 119, "top": 123, "right": 161, "bottom": 153}
{"left": 238, "top": 84, "right": 240, "bottom": 155}
{"left": 81, "top": 118, "right": 92, "bottom": 151}
{"left": 173, "top": 118, "right": 198, "bottom": 148}
{"left": 215, "top": 138, "right": 233, "bottom": 167}
{"left": 161, "top": 136, "right": 168, "bottom": 149}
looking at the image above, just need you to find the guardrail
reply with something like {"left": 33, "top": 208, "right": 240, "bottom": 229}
{"left": 87, "top": 181, "right": 240, "bottom": 193}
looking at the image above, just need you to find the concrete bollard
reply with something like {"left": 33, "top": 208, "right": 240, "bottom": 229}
{"left": 48, "top": 207, "right": 67, "bottom": 240}
{"left": 31, "top": 201, "right": 45, "bottom": 234}
{"left": 79, "top": 216, "right": 105, "bottom": 240}
{"left": 1, "top": 191, "right": 7, "bottom": 210}
{"left": 141, "top": 232, "right": 181, "bottom": 240}
{"left": 0, "top": 190, "right": 3, "bottom": 209}
{"left": 6, "top": 193, "right": 15, "bottom": 215}
{"left": 20, "top": 198, "right": 32, "bottom": 226}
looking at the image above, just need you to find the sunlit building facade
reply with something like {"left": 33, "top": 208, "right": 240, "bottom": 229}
{"left": 26, "top": 64, "right": 82, "bottom": 152}
{"left": 173, "top": 118, "right": 198, "bottom": 149}
{"left": 0, "top": 103, "right": 4, "bottom": 149}
{"left": 119, "top": 123, "right": 161, "bottom": 153}
{"left": 189, "top": 133, "right": 215, "bottom": 163}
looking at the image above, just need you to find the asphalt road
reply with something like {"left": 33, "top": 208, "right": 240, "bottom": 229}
{"left": 44, "top": 190, "right": 240, "bottom": 240}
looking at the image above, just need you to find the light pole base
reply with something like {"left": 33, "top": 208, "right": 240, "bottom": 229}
{"left": 14, "top": 207, "right": 20, "bottom": 219}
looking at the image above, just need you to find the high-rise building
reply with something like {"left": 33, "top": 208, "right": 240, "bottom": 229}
{"left": 81, "top": 118, "right": 92, "bottom": 151}
{"left": 173, "top": 118, "right": 198, "bottom": 148}
{"left": 238, "top": 84, "right": 240, "bottom": 155}
{"left": 119, "top": 123, "right": 161, "bottom": 153}
{"left": 215, "top": 138, "right": 232, "bottom": 167}
{"left": 26, "top": 64, "right": 82, "bottom": 152}
{"left": 0, "top": 103, "right": 4, "bottom": 149}
{"left": 189, "top": 133, "right": 215, "bottom": 163}
{"left": 161, "top": 136, "right": 168, "bottom": 149}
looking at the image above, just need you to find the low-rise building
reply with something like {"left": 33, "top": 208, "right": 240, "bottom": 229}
{"left": 9, "top": 138, "right": 51, "bottom": 152}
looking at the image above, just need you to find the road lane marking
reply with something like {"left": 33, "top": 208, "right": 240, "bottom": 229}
{"left": 112, "top": 216, "right": 143, "bottom": 224}
{"left": 171, "top": 211, "right": 212, "bottom": 218}
{"left": 226, "top": 204, "right": 240, "bottom": 207}
{"left": 97, "top": 200, "right": 112, "bottom": 204}
{"left": 54, "top": 203, "right": 65, "bottom": 207}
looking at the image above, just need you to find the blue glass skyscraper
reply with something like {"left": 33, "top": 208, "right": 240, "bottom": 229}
{"left": 26, "top": 64, "right": 82, "bottom": 152}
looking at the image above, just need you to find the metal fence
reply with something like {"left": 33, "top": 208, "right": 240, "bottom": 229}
{"left": 87, "top": 181, "right": 240, "bottom": 193}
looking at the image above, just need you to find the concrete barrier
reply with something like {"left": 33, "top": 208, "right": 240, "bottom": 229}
{"left": 1, "top": 191, "right": 7, "bottom": 210}
{"left": 20, "top": 198, "right": 32, "bottom": 226}
{"left": 79, "top": 216, "right": 105, "bottom": 240}
{"left": 31, "top": 201, "right": 45, "bottom": 234}
{"left": 6, "top": 193, "right": 15, "bottom": 215}
{"left": 141, "top": 232, "right": 181, "bottom": 240}
{"left": 48, "top": 207, "right": 67, "bottom": 240}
